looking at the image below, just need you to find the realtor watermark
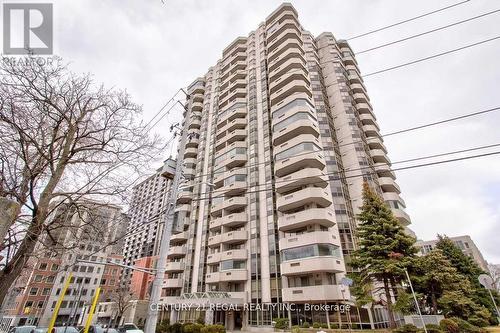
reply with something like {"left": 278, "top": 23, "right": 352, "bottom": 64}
{"left": 150, "top": 302, "right": 351, "bottom": 313}
{"left": 2, "top": 3, "right": 53, "bottom": 55}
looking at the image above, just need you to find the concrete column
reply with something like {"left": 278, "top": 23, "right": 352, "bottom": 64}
{"left": 169, "top": 309, "right": 178, "bottom": 324}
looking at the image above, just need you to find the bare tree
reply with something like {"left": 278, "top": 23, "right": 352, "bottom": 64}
{"left": 108, "top": 287, "right": 136, "bottom": 327}
{"left": 0, "top": 56, "right": 165, "bottom": 304}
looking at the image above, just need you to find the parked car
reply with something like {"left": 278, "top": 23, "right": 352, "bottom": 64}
{"left": 49, "top": 327, "right": 79, "bottom": 333}
{"left": 8, "top": 326, "right": 36, "bottom": 333}
{"left": 117, "top": 324, "right": 143, "bottom": 333}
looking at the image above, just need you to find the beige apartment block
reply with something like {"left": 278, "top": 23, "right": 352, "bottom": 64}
{"left": 417, "top": 235, "right": 489, "bottom": 272}
{"left": 160, "top": 3, "right": 412, "bottom": 330}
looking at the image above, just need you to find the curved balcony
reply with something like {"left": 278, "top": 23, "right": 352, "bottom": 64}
{"left": 217, "top": 107, "right": 247, "bottom": 126}
{"left": 374, "top": 163, "right": 395, "bottom": 179}
{"left": 207, "top": 249, "right": 247, "bottom": 265}
{"left": 220, "top": 129, "right": 247, "bottom": 146}
{"left": 348, "top": 72, "right": 362, "bottom": 84}
{"left": 165, "top": 261, "right": 185, "bottom": 272}
{"left": 274, "top": 134, "right": 320, "bottom": 156}
{"left": 175, "top": 204, "right": 191, "bottom": 214}
{"left": 343, "top": 55, "right": 356, "bottom": 66}
{"left": 279, "top": 231, "right": 338, "bottom": 250}
{"left": 188, "top": 118, "right": 201, "bottom": 130}
{"left": 208, "top": 234, "right": 222, "bottom": 247}
{"left": 351, "top": 83, "right": 366, "bottom": 94}
{"left": 268, "top": 39, "right": 303, "bottom": 63}
{"left": 212, "top": 212, "right": 247, "bottom": 229}
{"left": 277, "top": 187, "right": 332, "bottom": 212}
{"left": 270, "top": 72, "right": 310, "bottom": 97}
{"left": 366, "top": 136, "right": 387, "bottom": 152}
{"left": 267, "top": 17, "right": 300, "bottom": 41}
{"left": 268, "top": 47, "right": 305, "bottom": 73}
{"left": 359, "top": 113, "right": 378, "bottom": 128}
{"left": 206, "top": 252, "right": 221, "bottom": 264}
{"left": 273, "top": 118, "right": 320, "bottom": 146}
{"left": 220, "top": 152, "right": 247, "bottom": 169}
{"left": 379, "top": 176, "right": 401, "bottom": 194}
{"left": 218, "top": 180, "right": 247, "bottom": 196}
{"left": 353, "top": 92, "right": 369, "bottom": 104}
{"left": 270, "top": 80, "right": 311, "bottom": 107}
{"left": 371, "top": 149, "right": 391, "bottom": 165}
{"left": 185, "top": 137, "right": 199, "bottom": 148}
{"left": 392, "top": 208, "right": 411, "bottom": 226}
{"left": 383, "top": 192, "right": 406, "bottom": 207}
{"left": 170, "top": 231, "right": 188, "bottom": 243}
{"left": 281, "top": 257, "right": 344, "bottom": 275}
{"left": 184, "top": 147, "right": 197, "bottom": 158}
{"left": 167, "top": 245, "right": 187, "bottom": 258}
{"left": 274, "top": 151, "right": 326, "bottom": 178}
{"left": 176, "top": 190, "right": 193, "bottom": 204}
{"left": 219, "top": 118, "right": 247, "bottom": 134}
{"left": 221, "top": 230, "right": 247, "bottom": 244}
{"left": 269, "top": 58, "right": 307, "bottom": 85}
{"left": 282, "top": 285, "right": 346, "bottom": 302}
{"left": 214, "top": 168, "right": 246, "bottom": 187}
{"left": 356, "top": 102, "right": 374, "bottom": 116}
{"left": 362, "top": 124, "right": 379, "bottom": 138}
{"left": 275, "top": 168, "right": 327, "bottom": 194}
{"left": 278, "top": 208, "right": 335, "bottom": 232}
{"left": 191, "top": 101, "right": 203, "bottom": 112}
{"left": 267, "top": 28, "right": 302, "bottom": 54}
{"left": 223, "top": 196, "right": 247, "bottom": 212}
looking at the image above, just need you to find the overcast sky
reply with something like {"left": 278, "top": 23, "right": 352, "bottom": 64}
{"left": 45, "top": 0, "right": 500, "bottom": 263}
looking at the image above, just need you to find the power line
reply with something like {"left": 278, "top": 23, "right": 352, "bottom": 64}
{"left": 346, "top": 0, "right": 471, "bottom": 40}
{"left": 188, "top": 142, "right": 500, "bottom": 198}
{"left": 190, "top": 149, "right": 500, "bottom": 202}
{"left": 356, "top": 8, "right": 500, "bottom": 54}
{"left": 364, "top": 35, "right": 500, "bottom": 77}
{"left": 185, "top": 105, "right": 500, "bottom": 180}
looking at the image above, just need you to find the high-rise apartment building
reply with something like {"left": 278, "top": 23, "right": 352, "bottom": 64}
{"left": 121, "top": 160, "right": 174, "bottom": 285}
{"left": 417, "top": 235, "right": 489, "bottom": 272}
{"left": 161, "top": 3, "right": 412, "bottom": 329}
{"left": 1, "top": 200, "right": 127, "bottom": 328}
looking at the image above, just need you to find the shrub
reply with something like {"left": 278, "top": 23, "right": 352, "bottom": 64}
{"left": 273, "top": 317, "right": 289, "bottom": 330}
{"left": 156, "top": 319, "right": 171, "bottom": 333}
{"left": 167, "top": 323, "right": 183, "bottom": 333}
{"left": 329, "top": 323, "right": 339, "bottom": 329}
{"left": 351, "top": 323, "right": 360, "bottom": 329}
{"left": 320, "top": 323, "right": 328, "bottom": 328}
{"left": 184, "top": 323, "right": 204, "bottom": 333}
{"left": 291, "top": 326, "right": 301, "bottom": 333}
{"left": 393, "top": 324, "right": 419, "bottom": 333}
{"left": 312, "top": 322, "right": 321, "bottom": 328}
{"left": 449, "top": 317, "right": 483, "bottom": 333}
{"left": 467, "top": 316, "right": 489, "bottom": 328}
{"left": 440, "top": 318, "right": 459, "bottom": 333}
{"left": 301, "top": 321, "right": 310, "bottom": 328}
{"left": 200, "top": 325, "right": 225, "bottom": 333}
{"left": 425, "top": 324, "right": 443, "bottom": 333}
{"left": 196, "top": 315, "right": 205, "bottom": 325}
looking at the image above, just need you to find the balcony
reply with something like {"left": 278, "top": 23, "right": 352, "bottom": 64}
{"left": 221, "top": 230, "right": 247, "bottom": 244}
{"left": 277, "top": 187, "right": 332, "bottom": 212}
{"left": 219, "top": 212, "right": 247, "bottom": 228}
{"left": 175, "top": 204, "right": 191, "bottom": 214}
{"left": 218, "top": 180, "right": 247, "bottom": 196}
{"left": 191, "top": 101, "right": 203, "bottom": 112}
{"left": 275, "top": 168, "right": 327, "bottom": 194}
{"left": 356, "top": 102, "right": 374, "bottom": 116}
{"left": 220, "top": 152, "right": 247, "bottom": 169}
{"left": 348, "top": 72, "right": 362, "bottom": 84}
{"left": 278, "top": 208, "right": 335, "bottom": 232}
{"left": 371, "top": 149, "right": 391, "bottom": 165}
{"left": 268, "top": 47, "right": 305, "bottom": 73}
{"left": 362, "top": 124, "right": 379, "bottom": 138}
{"left": 168, "top": 245, "right": 187, "bottom": 258}
{"left": 267, "top": 17, "right": 300, "bottom": 41}
{"left": 185, "top": 136, "right": 199, "bottom": 148}
{"left": 281, "top": 257, "right": 344, "bottom": 275}
{"left": 270, "top": 80, "right": 311, "bottom": 107}
{"left": 267, "top": 28, "right": 302, "bottom": 54}
{"left": 184, "top": 147, "right": 197, "bottom": 158}
{"left": 207, "top": 249, "right": 247, "bottom": 264}
{"left": 359, "top": 113, "right": 378, "bottom": 128}
{"left": 274, "top": 151, "right": 326, "bottom": 178}
{"left": 188, "top": 118, "right": 201, "bottom": 130}
{"left": 217, "top": 107, "right": 247, "bottom": 126}
{"left": 220, "top": 118, "right": 247, "bottom": 134}
{"left": 206, "top": 270, "right": 247, "bottom": 283}
{"left": 163, "top": 278, "right": 183, "bottom": 289}
{"left": 177, "top": 190, "right": 193, "bottom": 204}
{"left": 282, "top": 285, "right": 346, "bottom": 302}
{"left": 214, "top": 168, "right": 246, "bottom": 186}
{"left": 221, "top": 196, "right": 245, "bottom": 211}
{"left": 343, "top": 55, "right": 356, "bottom": 66}
{"left": 272, "top": 116, "right": 319, "bottom": 146}
{"left": 268, "top": 39, "right": 303, "bottom": 63}
{"left": 206, "top": 252, "right": 221, "bottom": 264}
{"left": 392, "top": 208, "right": 411, "bottom": 226}
{"left": 221, "top": 129, "right": 247, "bottom": 146}
{"left": 366, "top": 136, "right": 387, "bottom": 152}
{"left": 374, "top": 163, "right": 395, "bottom": 179}
{"left": 279, "top": 231, "right": 338, "bottom": 250}
{"left": 383, "top": 192, "right": 406, "bottom": 207}
{"left": 379, "top": 177, "right": 401, "bottom": 194}
{"left": 165, "top": 261, "right": 185, "bottom": 272}
{"left": 269, "top": 58, "right": 307, "bottom": 85}
{"left": 208, "top": 234, "right": 222, "bottom": 247}
{"left": 170, "top": 231, "right": 188, "bottom": 243}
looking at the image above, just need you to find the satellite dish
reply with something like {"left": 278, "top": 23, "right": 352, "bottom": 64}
{"left": 478, "top": 274, "right": 494, "bottom": 290}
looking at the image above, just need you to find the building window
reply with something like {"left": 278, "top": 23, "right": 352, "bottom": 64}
{"left": 29, "top": 288, "right": 38, "bottom": 296}
{"left": 38, "top": 263, "right": 48, "bottom": 270}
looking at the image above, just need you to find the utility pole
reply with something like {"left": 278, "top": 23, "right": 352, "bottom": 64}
{"left": 144, "top": 118, "right": 188, "bottom": 332}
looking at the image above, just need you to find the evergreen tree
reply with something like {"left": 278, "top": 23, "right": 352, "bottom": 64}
{"left": 350, "top": 183, "right": 418, "bottom": 328}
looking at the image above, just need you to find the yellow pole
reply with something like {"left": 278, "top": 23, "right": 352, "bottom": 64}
{"left": 83, "top": 287, "right": 101, "bottom": 333}
{"left": 48, "top": 272, "right": 73, "bottom": 333}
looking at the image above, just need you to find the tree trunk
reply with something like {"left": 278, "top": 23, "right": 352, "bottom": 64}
{"left": 0, "top": 197, "right": 20, "bottom": 244}
{"left": 430, "top": 285, "right": 438, "bottom": 315}
{"left": 0, "top": 218, "right": 41, "bottom": 303}
{"left": 383, "top": 276, "right": 397, "bottom": 328}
